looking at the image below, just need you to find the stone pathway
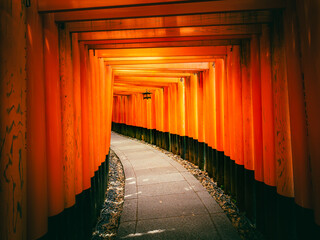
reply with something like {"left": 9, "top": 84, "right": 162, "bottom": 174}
{"left": 111, "top": 132, "right": 241, "bottom": 240}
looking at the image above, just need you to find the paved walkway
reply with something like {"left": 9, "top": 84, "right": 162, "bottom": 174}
{"left": 111, "top": 132, "right": 241, "bottom": 240}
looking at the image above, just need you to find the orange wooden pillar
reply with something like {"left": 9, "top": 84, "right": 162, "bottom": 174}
{"left": 26, "top": 2, "right": 48, "bottom": 239}
{"left": 184, "top": 77, "right": 190, "bottom": 160}
{"left": 197, "top": 72, "right": 205, "bottom": 170}
{"left": 215, "top": 59, "right": 225, "bottom": 188}
{"left": 89, "top": 51, "right": 100, "bottom": 173}
{"left": 271, "top": 17, "right": 295, "bottom": 239}
{"left": 226, "top": 47, "right": 235, "bottom": 194}
{"left": 222, "top": 56, "right": 231, "bottom": 194}
{"left": 163, "top": 87, "right": 170, "bottom": 150}
{"left": 232, "top": 46, "right": 245, "bottom": 209}
{"left": 250, "top": 35, "right": 263, "bottom": 222}
{"left": 59, "top": 25, "right": 76, "bottom": 211}
{"left": 43, "top": 14, "right": 64, "bottom": 219}
{"left": 296, "top": 1, "right": 320, "bottom": 227}
{"left": 177, "top": 78, "right": 186, "bottom": 157}
{"left": 159, "top": 89, "right": 165, "bottom": 148}
{"left": 284, "top": 5, "right": 314, "bottom": 235}
{"left": 80, "top": 43, "right": 92, "bottom": 192}
{"left": 208, "top": 63, "right": 217, "bottom": 179}
{"left": 190, "top": 73, "right": 199, "bottom": 164}
{"left": 99, "top": 59, "right": 106, "bottom": 159}
{"left": 169, "top": 84, "right": 178, "bottom": 153}
{"left": 240, "top": 40, "right": 256, "bottom": 220}
{"left": 151, "top": 90, "right": 156, "bottom": 144}
{"left": 72, "top": 34, "right": 83, "bottom": 198}
{"left": 259, "top": 24, "right": 276, "bottom": 235}
{"left": 105, "top": 65, "right": 113, "bottom": 153}
{"left": 203, "top": 69, "right": 211, "bottom": 173}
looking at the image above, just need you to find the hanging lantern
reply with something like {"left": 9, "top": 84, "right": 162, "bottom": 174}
{"left": 143, "top": 90, "right": 152, "bottom": 100}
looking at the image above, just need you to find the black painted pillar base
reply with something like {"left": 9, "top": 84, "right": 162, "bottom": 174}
{"left": 198, "top": 142, "right": 205, "bottom": 170}
{"left": 181, "top": 136, "right": 187, "bottom": 159}
{"left": 207, "top": 146, "right": 213, "bottom": 178}
{"left": 255, "top": 180, "right": 265, "bottom": 233}
{"left": 223, "top": 156, "right": 231, "bottom": 194}
{"left": 212, "top": 148, "right": 217, "bottom": 182}
{"left": 244, "top": 169, "right": 255, "bottom": 223}
{"left": 194, "top": 139, "right": 199, "bottom": 166}
{"left": 235, "top": 164, "right": 245, "bottom": 211}
{"left": 276, "top": 195, "right": 297, "bottom": 240}
{"left": 229, "top": 159, "right": 236, "bottom": 198}
{"left": 216, "top": 150, "right": 224, "bottom": 187}
{"left": 164, "top": 132, "right": 169, "bottom": 151}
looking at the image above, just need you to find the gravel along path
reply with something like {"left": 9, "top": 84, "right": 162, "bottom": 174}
{"left": 92, "top": 150, "right": 125, "bottom": 240}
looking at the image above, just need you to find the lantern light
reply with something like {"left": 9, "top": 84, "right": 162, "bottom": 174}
{"left": 143, "top": 90, "right": 152, "bottom": 100}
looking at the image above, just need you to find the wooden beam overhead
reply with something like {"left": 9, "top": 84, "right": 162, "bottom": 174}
{"left": 114, "top": 76, "right": 180, "bottom": 83}
{"left": 113, "top": 85, "right": 161, "bottom": 92}
{"left": 67, "top": 10, "right": 272, "bottom": 32}
{"left": 111, "top": 62, "right": 210, "bottom": 70}
{"left": 39, "top": 0, "right": 189, "bottom": 12}
{"left": 53, "top": 0, "right": 284, "bottom": 22}
{"left": 113, "top": 70, "right": 191, "bottom": 77}
{"left": 114, "top": 82, "right": 171, "bottom": 88}
{"left": 78, "top": 25, "right": 261, "bottom": 41}
{"left": 87, "top": 39, "right": 241, "bottom": 49}
{"left": 105, "top": 59, "right": 216, "bottom": 65}
{"left": 103, "top": 56, "right": 215, "bottom": 61}
{"left": 103, "top": 55, "right": 219, "bottom": 65}
{"left": 96, "top": 46, "right": 227, "bottom": 58}
{"left": 82, "top": 35, "right": 251, "bottom": 45}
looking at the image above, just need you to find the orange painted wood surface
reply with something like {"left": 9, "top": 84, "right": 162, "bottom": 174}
{"left": 260, "top": 25, "right": 276, "bottom": 187}
{"left": 232, "top": 46, "right": 244, "bottom": 166}
{"left": 271, "top": 24, "right": 294, "bottom": 198}
{"left": 80, "top": 43, "right": 92, "bottom": 190}
{"left": 72, "top": 33, "right": 83, "bottom": 195}
{"left": 26, "top": 1, "right": 48, "bottom": 238}
{"left": 241, "top": 41, "right": 254, "bottom": 171}
{"left": 250, "top": 35, "right": 263, "bottom": 182}
{"left": 43, "top": 14, "right": 64, "bottom": 216}
{"left": 60, "top": 26, "right": 76, "bottom": 208}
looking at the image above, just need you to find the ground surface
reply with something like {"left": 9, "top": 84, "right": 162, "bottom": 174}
{"left": 111, "top": 132, "right": 241, "bottom": 240}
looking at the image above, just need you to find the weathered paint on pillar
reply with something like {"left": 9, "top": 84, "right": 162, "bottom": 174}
{"left": 296, "top": 0, "right": 320, "bottom": 223}
{"left": 226, "top": 48, "right": 234, "bottom": 159}
{"left": 251, "top": 35, "right": 264, "bottom": 182}
{"left": 80, "top": 43, "right": 92, "bottom": 190}
{"left": 271, "top": 18, "right": 294, "bottom": 198}
{"left": 59, "top": 25, "right": 76, "bottom": 208}
{"left": 72, "top": 33, "right": 83, "bottom": 195}
{"left": 0, "top": 1, "right": 27, "bottom": 239}
{"left": 43, "top": 13, "right": 64, "bottom": 216}
{"left": 260, "top": 25, "right": 276, "bottom": 187}
{"left": 241, "top": 40, "right": 254, "bottom": 171}
{"left": 215, "top": 59, "right": 224, "bottom": 152}
{"left": 232, "top": 46, "right": 244, "bottom": 166}
{"left": 26, "top": 0, "right": 48, "bottom": 238}
{"left": 190, "top": 74, "right": 198, "bottom": 140}
{"left": 284, "top": 3, "right": 313, "bottom": 209}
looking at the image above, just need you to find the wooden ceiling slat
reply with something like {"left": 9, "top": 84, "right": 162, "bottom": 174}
{"left": 111, "top": 62, "right": 210, "bottom": 70}
{"left": 113, "top": 70, "right": 191, "bottom": 77}
{"left": 88, "top": 39, "right": 241, "bottom": 49}
{"left": 96, "top": 46, "right": 226, "bottom": 58}
{"left": 78, "top": 25, "right": 260, "bottom": 41}
{"left": 82, "top": 35, "right": 250, "bottom": 44}
{"left": 53, "top": 0, "right": 284, "bottom": 22}
{"left": 68, "top": 10, "right": 272, "bottom": 32}
{"left": 39, "top": 0, "right": 189, "bottom": 12}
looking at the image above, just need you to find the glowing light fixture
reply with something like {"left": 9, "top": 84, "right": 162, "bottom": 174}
{"left": 143, "top": 90, "right": 152, "bottom": 100}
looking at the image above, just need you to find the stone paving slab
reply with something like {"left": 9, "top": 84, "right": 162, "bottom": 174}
{"left": 111, "top": 132, "right": 241, "bottom": 240}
